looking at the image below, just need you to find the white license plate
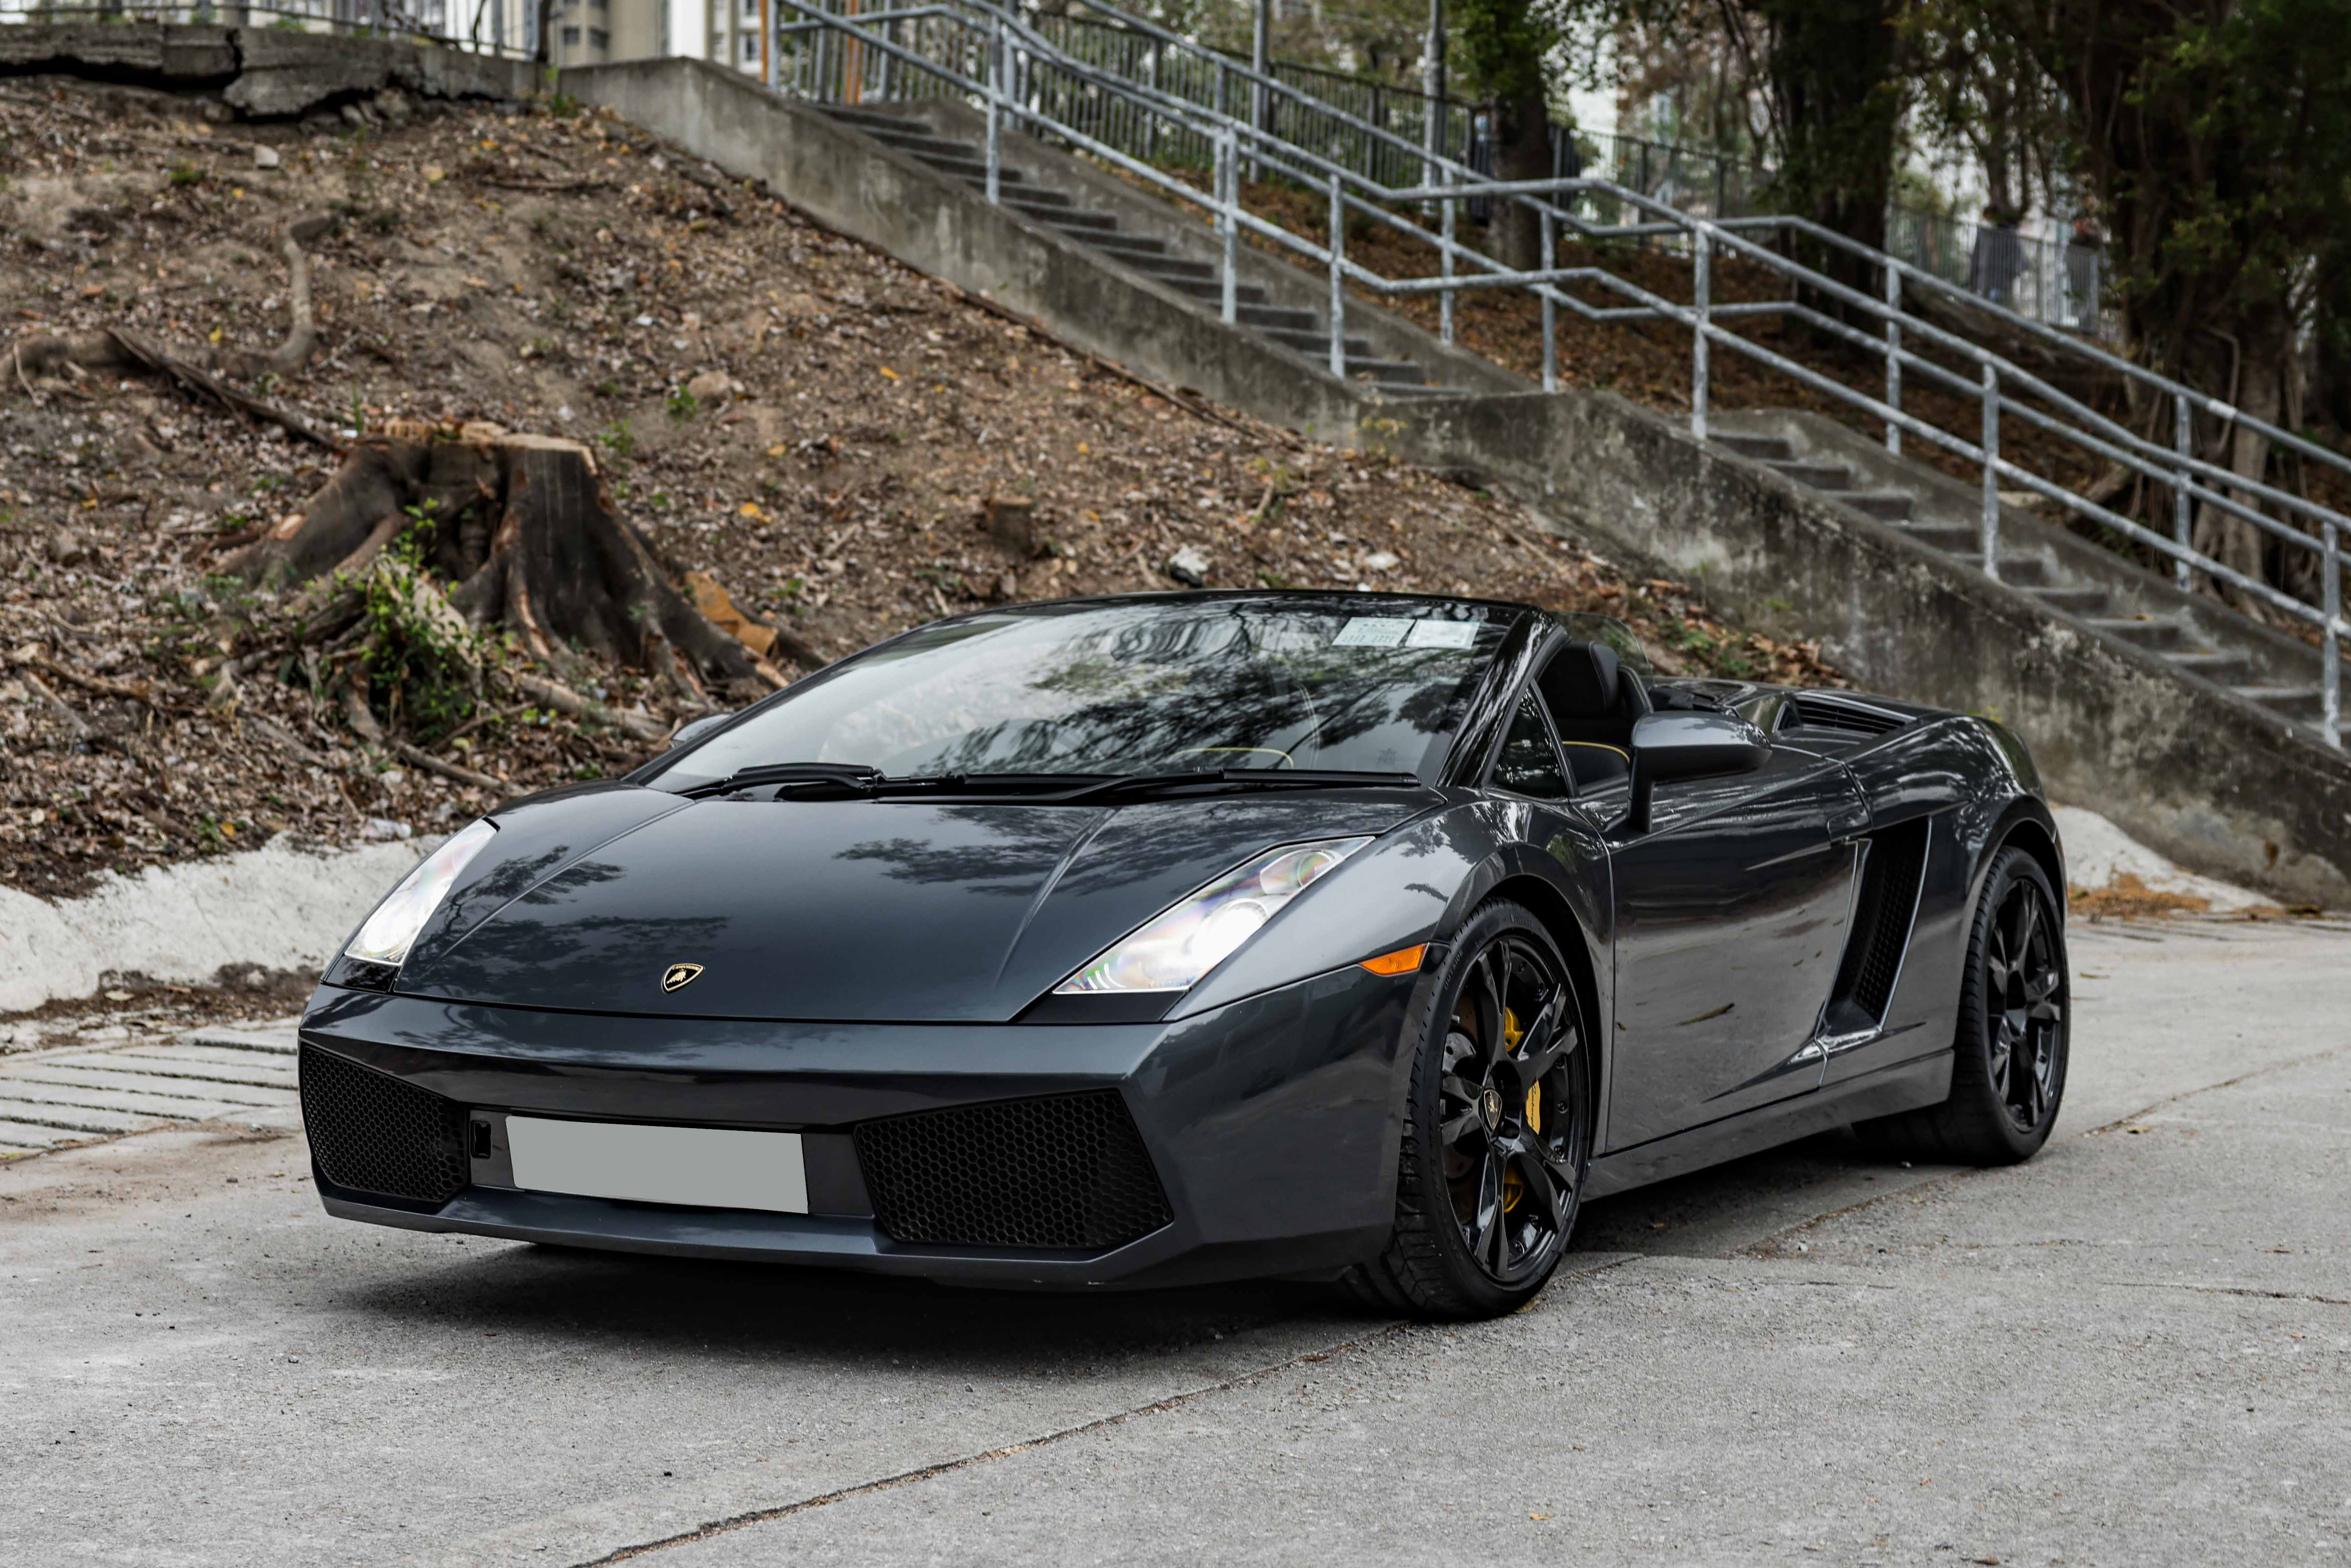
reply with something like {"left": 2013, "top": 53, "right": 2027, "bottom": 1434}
{"left": 506, "top": 1117, "right": 808, "bottom": 1214}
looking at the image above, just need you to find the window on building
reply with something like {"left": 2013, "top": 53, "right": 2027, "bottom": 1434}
{"left": 560, "top": 24, "right": 581, "bottom": 44}
{"left": 588, "top": 27, "right": 609, "bottom": 48}
{"left": 740, "top": 33, "right": 759, "bottom": 62}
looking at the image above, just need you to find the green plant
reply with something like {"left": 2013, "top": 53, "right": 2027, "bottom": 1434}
{"left": 346, "top": 526, "right": 492, "bottom": 743}
{"left": 167, "top": 162, "right": 204, "bottom": 188}
{"left": 665, "top": 387, "right": 701, "bottom": 422}
{"left": 597, "top": 418, "right": 635, "bottom": 459}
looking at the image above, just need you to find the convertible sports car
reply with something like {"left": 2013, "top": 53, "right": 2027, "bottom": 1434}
{"left": 300, "top": 591, "right": 2069, "bottom": 1318}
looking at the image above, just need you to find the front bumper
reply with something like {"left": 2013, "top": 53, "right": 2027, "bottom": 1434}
{"left": 300, "top": 961, "right": 1420, "bottom": 1289}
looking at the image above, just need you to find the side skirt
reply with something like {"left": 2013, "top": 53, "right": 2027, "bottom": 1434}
{"left": 1583, "top": 1047, "right": 1952, "bottom": 1199}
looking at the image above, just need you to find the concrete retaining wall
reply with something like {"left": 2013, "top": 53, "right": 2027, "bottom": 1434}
{"left": 0, "top": 22, "right": 536, "bottom": 115}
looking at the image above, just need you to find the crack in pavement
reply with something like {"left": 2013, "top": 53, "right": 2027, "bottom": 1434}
{"left": 576, "top": 1258, "right": 1650, "bottom": 1565}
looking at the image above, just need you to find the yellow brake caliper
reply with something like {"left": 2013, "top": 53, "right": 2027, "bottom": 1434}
{"left": 1501, "top": 1007, "right": 1534, "bottom": 1212}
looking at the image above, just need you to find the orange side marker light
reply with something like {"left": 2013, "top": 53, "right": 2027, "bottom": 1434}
{"left": 1359, "top": 944, "right": 1427, "bottom": 977}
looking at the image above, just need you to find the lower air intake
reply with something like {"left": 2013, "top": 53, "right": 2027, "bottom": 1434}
{"left": 300, "top": 1045, "right": 470, "bottom": 1207}
{"left": 854, "top": 1090, "right": 1174, "bottom": 1251}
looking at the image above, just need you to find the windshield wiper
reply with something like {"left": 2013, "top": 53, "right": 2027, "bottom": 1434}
{"left": 1053, "top": 768, "right": 1425, "bottom": 804}
{"left": 678, "top": 762, "right": 881, "bottom": 798}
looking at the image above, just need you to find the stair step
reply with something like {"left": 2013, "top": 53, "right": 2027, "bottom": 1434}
{"left": 1082, "top": 229, "right": 1172, "bottom": 258}
{"left": 856, "top": 127, "right": 982, "bottom": 161}
{"left": 1715, "top": 433, "right": 1797, "bottom": 463}
{"left": 1996, "top": 556, "right": 2054, "bottom": 587}
{"left": 2165, "top": 649, "right": 2252, "bottom": 675}
{"left": 2024, "top": 586, "right": 2112, "bottom": 615}
{"left": 1163, "top": 277, "right": 1270, "bottom": 306}
{"left": 1237, "top": 304, "right": 1317, "bottom": 332}
{"left": 1894, "top": 523, "right": 1979, "bottom": 553}
{"left": 1369, "top": 382, "right": 1461, "bottom": 398}
{"left": 1843, "top": 491, "right": 1915, "bottom": 522}
{"left": 2086, "top": 616, "right": 2189, "bottom": 650}
{"left": 1765, "top": 460, "right": 1853, "bottom": 491}
{"left": 1018, "top": 202, "right": 1121, "bottom": 232}
{"left": 2236, "top": 685, "right": 2327, "bottom": 718}
{"left": 1262, "top": 326, "right": 1378, "bottom": 359}
{"left": 925, "top": 158, "right": 1062, "bottom": 200}
{"left": 1122, "top": 253, "right": 1217, "bottom": 283}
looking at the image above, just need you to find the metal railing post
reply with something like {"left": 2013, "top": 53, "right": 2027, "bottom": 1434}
{"left": 1439, "top": 196, "right": 1455, "bottom": 346}
{"left": 1217, "top": 127, "right": 1238, "bottom": 325}
{"left": 1540, "top": 206, "right": 1557, "bottom": 394}
{"left": 1328, "top": 172, "right": 1347, "bottom": 379}
{"left": 1884, "top": 260, "right": 1902, "bottom": 454}
{"left": 2327, "top": 521, "right": 2343, "bottom": 749}
{"left": 1691, "top": 223, "right": 1710, "bottom": 439}
{"left": 984, "top": 14, "right": 1003, "bottom": 205}
{"left": 2174, "top": 392, "right": 2194, "bottom": 591}
{"left": 1981, "top": 362, "right": 2001, "bottom": 579}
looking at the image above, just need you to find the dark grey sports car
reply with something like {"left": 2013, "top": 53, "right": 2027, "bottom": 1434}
{"left": 301, "top": 591, "right": 2068, "bottom": 1318}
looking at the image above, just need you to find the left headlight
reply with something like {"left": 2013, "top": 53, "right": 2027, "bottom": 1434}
{"left": 1055, "top": 836, "right": 1372, "bottom": 995}
{"left": 344, "top": 818, "right": 498, "bottom": 969}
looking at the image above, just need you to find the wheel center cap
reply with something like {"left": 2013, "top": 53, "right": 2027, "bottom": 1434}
{"left": 1480, "top": 1086, "right": 1504, "bottom": 1132}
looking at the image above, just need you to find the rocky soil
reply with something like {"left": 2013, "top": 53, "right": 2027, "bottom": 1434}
{"left": 0, "top": 75, "right": 1836, "bottom": 906}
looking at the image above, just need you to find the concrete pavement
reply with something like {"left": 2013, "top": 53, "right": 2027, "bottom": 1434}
{"left": 4, "top": 916, "right": 2347, "bottom": 1566}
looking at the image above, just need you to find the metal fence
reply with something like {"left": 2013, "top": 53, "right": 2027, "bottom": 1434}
{"left": 0, "top": 0, "right": 539, "bottom": 57}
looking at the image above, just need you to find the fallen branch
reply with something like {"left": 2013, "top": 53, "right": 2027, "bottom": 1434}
{"left": 20, "top": 670, "right": 91, "bottom": 738}
{"left": 6, "top": 326, "right": 334, "bottom": 448}
{"left": 22, "top": 654, "right": 190, "bottom": 715}
{"left": 247, "top": 715, "right": 342, "bottom": 771}
{"left": 507, "top": 670, "right": 670, "bottom": 744}
{"left": 390, "top": 737, "right": 506, "bottom": 792}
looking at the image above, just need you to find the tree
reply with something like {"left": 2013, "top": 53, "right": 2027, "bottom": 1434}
{"left": 1752, "top": 0, "right": 1906, "bottom": 298}
{"left": 1457, "top": 0, "right": 1559, "bottom": 269}
{"left": 1995, "top": 0, "right": 2351, "bottom": 602}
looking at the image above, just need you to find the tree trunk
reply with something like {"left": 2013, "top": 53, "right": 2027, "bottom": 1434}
{"left": 228, "top": 429, "right": 809, "bottom": 702}
{"left": 1757, "top": 0, "right": 1902, "bottom": 322}
{"left": 1490, "top": 86, "right": 1551, "bottom": 273}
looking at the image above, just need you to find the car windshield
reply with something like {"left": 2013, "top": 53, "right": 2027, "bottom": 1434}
{"left": 652, "top": 597, "right": 1518, "bottom": 785}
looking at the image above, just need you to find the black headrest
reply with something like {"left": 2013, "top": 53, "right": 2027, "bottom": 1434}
{"left": 1544, "top": 641, "right": 1620, "bottom": 719}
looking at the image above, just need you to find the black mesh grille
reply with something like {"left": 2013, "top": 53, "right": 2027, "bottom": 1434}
{"left": 300, "top": 1045, "right": 469, "bottom": 1207}
{"left": 854, "top": 1090, "right": 1173, "bottom": 1250}
{"left": 1835, "top": 819, "right": 1931, "bottom": 1022}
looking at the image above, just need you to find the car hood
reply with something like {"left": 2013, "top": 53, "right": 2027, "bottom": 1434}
{"left": 398, "top": 788, "right": 1426, "bottom": 1022}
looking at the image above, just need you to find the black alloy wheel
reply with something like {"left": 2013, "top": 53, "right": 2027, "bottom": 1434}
{"left": 1984, "top": 869, "right": 2065, "bottom": 1133}
{"left": 1860, "top": 844, "right": 2069, "bottom": 1164}
{"left": 1346, "top": 901, "right": 1593, "bottom": 1319}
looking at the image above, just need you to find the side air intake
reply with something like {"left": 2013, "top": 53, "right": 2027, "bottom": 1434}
{"left": 854, "top": 1090, "right": 1174, "bottom": 1251}
{"left": 300, "top": 1045, "right": 470, "bottom": 1208}
{"left": 1822, "top": 818, "right": 1932, "bottom": 1035}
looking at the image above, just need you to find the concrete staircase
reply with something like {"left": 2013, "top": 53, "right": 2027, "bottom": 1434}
{"left": 1711, "top": 418, "right": 2336, "bottom": 745}
{"left": 823, "top": 105, "right": 1460, "bottom": 399}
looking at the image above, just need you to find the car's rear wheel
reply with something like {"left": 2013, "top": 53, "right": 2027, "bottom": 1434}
{"left": 1859, "top": 844, "right": 2069, "bottom": 1164}
{"left": 1344, "top": 901, "right": 1593, "bottom": 1320}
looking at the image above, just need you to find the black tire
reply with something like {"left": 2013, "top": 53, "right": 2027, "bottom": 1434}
{"left": 1860, "top": 844, "right": 2069, "bottom": 1164}
{"left": 1342, "top": 901, "right": 1594, "bottom": 1320}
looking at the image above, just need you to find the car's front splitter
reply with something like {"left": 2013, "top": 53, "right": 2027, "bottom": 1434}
{"left": 298, "top": 961, "right": 1424, "bottom": 1289}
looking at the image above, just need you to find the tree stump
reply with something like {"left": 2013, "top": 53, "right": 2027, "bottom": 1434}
{"left": 229, "top": 426, "right": 809, "bottom": 705}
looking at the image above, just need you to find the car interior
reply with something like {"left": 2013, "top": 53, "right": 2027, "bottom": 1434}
{"left": 1537, "top": 640, "right": 1652, "bottom": 790}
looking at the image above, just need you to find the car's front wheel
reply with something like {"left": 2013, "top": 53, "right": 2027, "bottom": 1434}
{"left": 1345, "top": 901, "right": 1593, "bottom": 1320}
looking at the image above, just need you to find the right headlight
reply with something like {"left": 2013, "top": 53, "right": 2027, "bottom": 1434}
{"left": 1055, "top": 836, "right": 1372, "bottom": 995}
{"left": 345, "top": 818, "right": 498, "bottom": 969}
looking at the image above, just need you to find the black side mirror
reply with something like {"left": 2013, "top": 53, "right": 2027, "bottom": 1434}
{"left": 668, "top": 712, "right": 733, "bottom": 751}
{"left": 1622, "top": 711, "right": 1770, "bottom": 833}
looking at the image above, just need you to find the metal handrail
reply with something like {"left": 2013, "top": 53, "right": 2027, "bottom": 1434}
{"left": 778, "top": 0, "right": 2345, "bottom": 747}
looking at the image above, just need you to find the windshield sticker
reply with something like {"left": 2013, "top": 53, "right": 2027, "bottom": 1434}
{"left": 1333, "top": 617, "right": 1412, "bottom": 648}
{"left": 1404, "top": 620, "right": 1480, "bottom": 649}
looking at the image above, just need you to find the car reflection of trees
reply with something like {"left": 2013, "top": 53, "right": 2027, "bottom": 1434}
{"left": 836, "top": 800, "right": 1417, "bottom": 896}
{"left": 911, "top": 635, "right": 1475, "bottom": 777}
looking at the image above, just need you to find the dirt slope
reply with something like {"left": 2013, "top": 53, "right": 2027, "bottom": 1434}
{"left": 0, "top": 77, "right": 1834, "bottom": 903}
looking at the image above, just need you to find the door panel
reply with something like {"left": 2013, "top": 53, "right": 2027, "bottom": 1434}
{"left": 1590, "top": 750, "right": 1865, "bottom": 1151}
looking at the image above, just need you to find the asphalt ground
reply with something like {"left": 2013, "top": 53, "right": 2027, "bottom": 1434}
{"left": 5, "top": 915, "right": 2348, "bottom": 1567}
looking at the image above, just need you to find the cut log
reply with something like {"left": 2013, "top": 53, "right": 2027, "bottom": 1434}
{"left": 235, "top": 430, "right": 795, "bottom": 705}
